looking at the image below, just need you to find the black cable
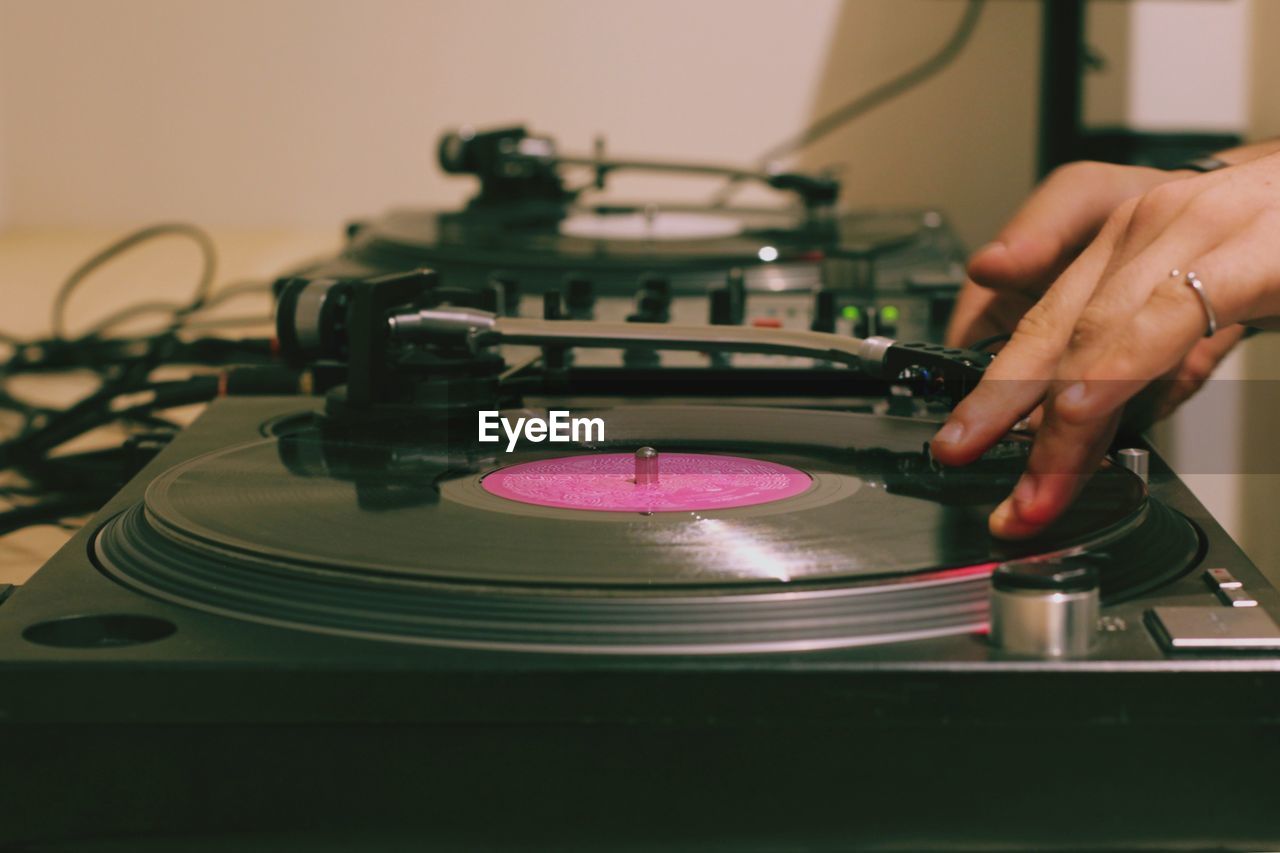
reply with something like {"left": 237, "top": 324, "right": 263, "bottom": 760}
{"left": 190, "top": 279, "right": 272, "bottom": 312}
{"left": 0, "top": 383, "right": 141, "bottom": 470}
{"left": 49, "top": 278, "right": 267, "bottom": 344}
{"left": 179, "top": 314, "right": 275, "bottom": 331}
{"left": 50, "top": 223, "right": 217, "bottom": 340}
{"left": 0, "top": 229, "right": 295, "bottom": 539}
{"left": 0, "top": 334, "right": 276, "bottom": 381}
{"left": 0, "top": 492, "right": 119, "bottom": 536}
{"left": 0, "top": 365, "right": 304, "bottom": 473}
{"left": 2, "top": 334, "right": 163, "bottom": 373}
{"left": 76, "top": 300, "right": 189, "bottom": 340}
{"left": 14, "top": 443, "right": 171, "bottom": 494}
{"left": 116, "top": 411, "right": 181, "bottom": 432}
{"left": 0, "top": 330, "right": 176, "bottom": 469}
{"left": 760, "top": 0, "right": 985, "bottom": 163}
{"left": 0, "top": 407, "right": 49, "bottom": 443}
{"left": 77, "top": 279, "right": 272, "bottom": 340}
{"left": 709, "top": 0, "right": 986, "bottom": 207}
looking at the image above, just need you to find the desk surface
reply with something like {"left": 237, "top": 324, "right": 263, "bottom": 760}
{"left": 0, "top": 227, "right": 340, "bottom": 584}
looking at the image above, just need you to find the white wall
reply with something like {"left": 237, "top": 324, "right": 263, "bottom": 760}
{"left": 1122, "top": 0, "right": 1253, "bottom": 550}
{"left": 0, "top": 0, "right": 821, "bottom": 226}
{"left": 0, "top": 0, "right": 1041, "bottom": 247}
{"left": 0, "top": 0, "right": 8, "bottom": 233}
{"left": 1085, "top": 0, "right": 1251, "bottom": 133}
{"left": 1128, "top": 0, "right": 1250, "bottom": 132}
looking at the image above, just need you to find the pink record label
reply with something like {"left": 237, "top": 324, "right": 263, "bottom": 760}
{"left": 481, "top": 452, "right": 812, "bottom": 512}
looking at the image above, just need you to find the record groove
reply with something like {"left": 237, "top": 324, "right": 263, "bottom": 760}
{"left": 92, "top": 407, "right": 1200, "bottom": 654}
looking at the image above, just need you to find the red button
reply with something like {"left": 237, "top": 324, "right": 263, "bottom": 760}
{"left": 751, "top": 317, "right": 783, "bottom": 328}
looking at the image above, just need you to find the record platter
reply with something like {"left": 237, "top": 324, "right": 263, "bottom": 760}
{"left": 3, "top": 266, "right": 1280, "bottom": 851}
{"left": 93, "top": 406, "right": 1193, "bottom": 656}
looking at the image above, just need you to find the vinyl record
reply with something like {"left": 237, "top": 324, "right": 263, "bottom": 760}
{"left": 94, "top": 406, "right": 1200, "bottom": 654}
{"left": 336, "top": 206, "right": 927, "bottom": 295}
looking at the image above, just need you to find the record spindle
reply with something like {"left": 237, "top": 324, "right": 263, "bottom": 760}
{"left": 634, "top": 447, "right": 660, "bottom": 486}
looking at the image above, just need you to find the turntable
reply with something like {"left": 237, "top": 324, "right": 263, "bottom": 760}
{"left": 2, "top": 268, "right": 1279, "bottom": 851}
{"left": 287, "top": 126, "right": 968, "bottom": 348}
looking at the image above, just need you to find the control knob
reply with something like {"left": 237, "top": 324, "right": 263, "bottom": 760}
{"left": 989, "top": 557, "right": 1100, "bottom": 657}
{"left": 564, "top": 276, "right": 595, "bottom": 320}
{"left": 811, "top": 291, "right": 837, "bottom": 334}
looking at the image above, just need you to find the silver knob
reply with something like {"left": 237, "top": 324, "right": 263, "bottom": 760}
{"left": 1115, "top": 448, "right": 1149, "bottom": 483}
{"left": 990, "top": 557, "right": 1100, "bottom": 658}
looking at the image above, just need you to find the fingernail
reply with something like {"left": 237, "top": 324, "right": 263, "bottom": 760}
{"left": 933, "top": 420, "right": 965, "bottom": 446}
{"left": 1011, "top": 473, "right": 1037, "bottom": 511}
{"left": 990, "top": 496, "right": 1016, "bottom": 532}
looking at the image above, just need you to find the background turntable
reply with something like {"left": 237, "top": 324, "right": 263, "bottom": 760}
{"left": 287, "top": 125, "right": 969, "bottom": 348}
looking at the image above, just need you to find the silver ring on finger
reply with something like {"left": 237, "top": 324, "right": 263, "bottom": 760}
{"left": 1170, "top": 268, "right": 1218, "bottom": 338}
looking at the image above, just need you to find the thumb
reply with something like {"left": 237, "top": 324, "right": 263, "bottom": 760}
{"left": 969, "top": 162, "right": 1174, "bottom": 296}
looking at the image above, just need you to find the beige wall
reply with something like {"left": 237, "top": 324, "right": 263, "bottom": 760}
{"left": 0, "top": 0, "right": 1041, "bottom": 248}
{"left": 1239, "top": 0, "right": 1280, "bottom": 576}
{"left": 1248, "top": 0, "right": 1280, "bottom": 141}
{"left": 796, "top": 0, "right": 1040, "bottom": 248}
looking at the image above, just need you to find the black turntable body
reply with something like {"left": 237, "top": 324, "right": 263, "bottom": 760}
{"left": 3, "top": 129, "right": 1280, "bottom": 851}
{"left": 3, "top": 389, "right": 1280, "bottom": 851}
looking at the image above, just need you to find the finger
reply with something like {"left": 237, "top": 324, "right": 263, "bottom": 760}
{"left": 1147, "top": 325, "right": 1245, "bottom": 423}
{"left": 944, "top": 283, "right": 1035, "bottom": 348}
{"left": 1057, "top": 219, "right": 1280, "bottom": 422}
{"left": 931, "top": 203, "right": 1132, "bottom": 466}
{"left": 945, "top": 282, "right": 1005, "bottom": 347}
{"left": 968, "top": 162, "right": 1169, "bottom": 296}
{"left": 998, "top": 206, "right": 1259, "bottom": 535}
{"left": 1116, "top": 324, "right": 1244, "bottom": 432}
{"left": 1051, "top": 180, "right": 1253, "bottom": 387}
{"left": 989, "top": 207, "right": 1234, "bottom": 537}
{"left": 1087, "top": 177, "right": 1203, "bottom": 274}
{"left": 989, "top": 408, "right": 1121, "bottom": 540}
{"left": 1013, "top": 404, "right": 1043, "bottom": 433}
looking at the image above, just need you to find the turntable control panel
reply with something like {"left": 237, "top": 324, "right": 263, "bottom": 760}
{"left": 505, "top": 282, "right": 948, "bottom": 368}
{"left": 289, "top": 204, "right": 969, "bottom": 361}
{"left": 1144, "top": 568, "right": 1280, "bottom": 651}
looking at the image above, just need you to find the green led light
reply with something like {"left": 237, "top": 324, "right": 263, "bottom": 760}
{"left": 841, "top": 305, "right": 860, "bottom": 320}
{"left": 881, "top": 304, "right": 900, "bottom": 323}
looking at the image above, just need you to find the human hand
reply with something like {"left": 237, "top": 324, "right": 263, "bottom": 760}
{"left": 932, "top": 155, "right": 1280, "bottom": 539}
{"left": 947, "top": 161, "right": 1244, "bottom": 432}
{"left": 949, "top": 160, "right": 1193, "bottom": 349}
